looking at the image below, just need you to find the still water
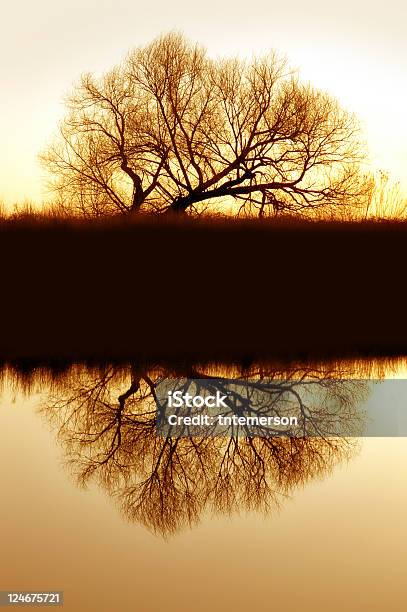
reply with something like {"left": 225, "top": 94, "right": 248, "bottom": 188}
{"left": 1, "top": 360, "right": 407, "bottom": 611}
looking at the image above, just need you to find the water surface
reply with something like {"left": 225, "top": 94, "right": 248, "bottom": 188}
{"left": 1, "top": 360, "right": 406, "bottom": 611}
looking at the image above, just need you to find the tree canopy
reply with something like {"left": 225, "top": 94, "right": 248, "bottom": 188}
{"left": 41, "top": 33, "right": 371, "bottom": 217}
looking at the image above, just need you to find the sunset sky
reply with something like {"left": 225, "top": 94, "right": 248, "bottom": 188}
{"left": 1, "top": 0, "right": 406, "bottom": 206}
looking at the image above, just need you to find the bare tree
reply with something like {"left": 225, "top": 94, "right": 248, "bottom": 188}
{"left": 41, "top": 33, "right": 372, "bottom": 218}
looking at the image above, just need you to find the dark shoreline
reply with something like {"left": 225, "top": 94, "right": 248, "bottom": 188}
{"left": 1, "top": 215, "right": 406, "bottom": 366}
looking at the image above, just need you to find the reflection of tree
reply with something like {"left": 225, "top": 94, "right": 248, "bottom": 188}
{"left": 41, "top": 364, "right": 368, "bottom": 536}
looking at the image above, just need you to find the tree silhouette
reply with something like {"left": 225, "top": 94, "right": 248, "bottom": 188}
{"left": 41, "top": 33, "right": 371, "bottom": 218}
{"left": 41, "top": 363, "right": 368, "bottom": 536}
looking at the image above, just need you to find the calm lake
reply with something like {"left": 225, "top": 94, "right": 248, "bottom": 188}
{"left": 1, "top": 359, "right": 407, "bottom": 611}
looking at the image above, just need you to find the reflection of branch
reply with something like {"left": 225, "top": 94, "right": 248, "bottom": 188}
{"left": 118, "top": 367, "right": 141, "bottom": 409}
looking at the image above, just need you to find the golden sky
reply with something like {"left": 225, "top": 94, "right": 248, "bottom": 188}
{"left": 1, "top": 0, "right": 406, "bottom": 205}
